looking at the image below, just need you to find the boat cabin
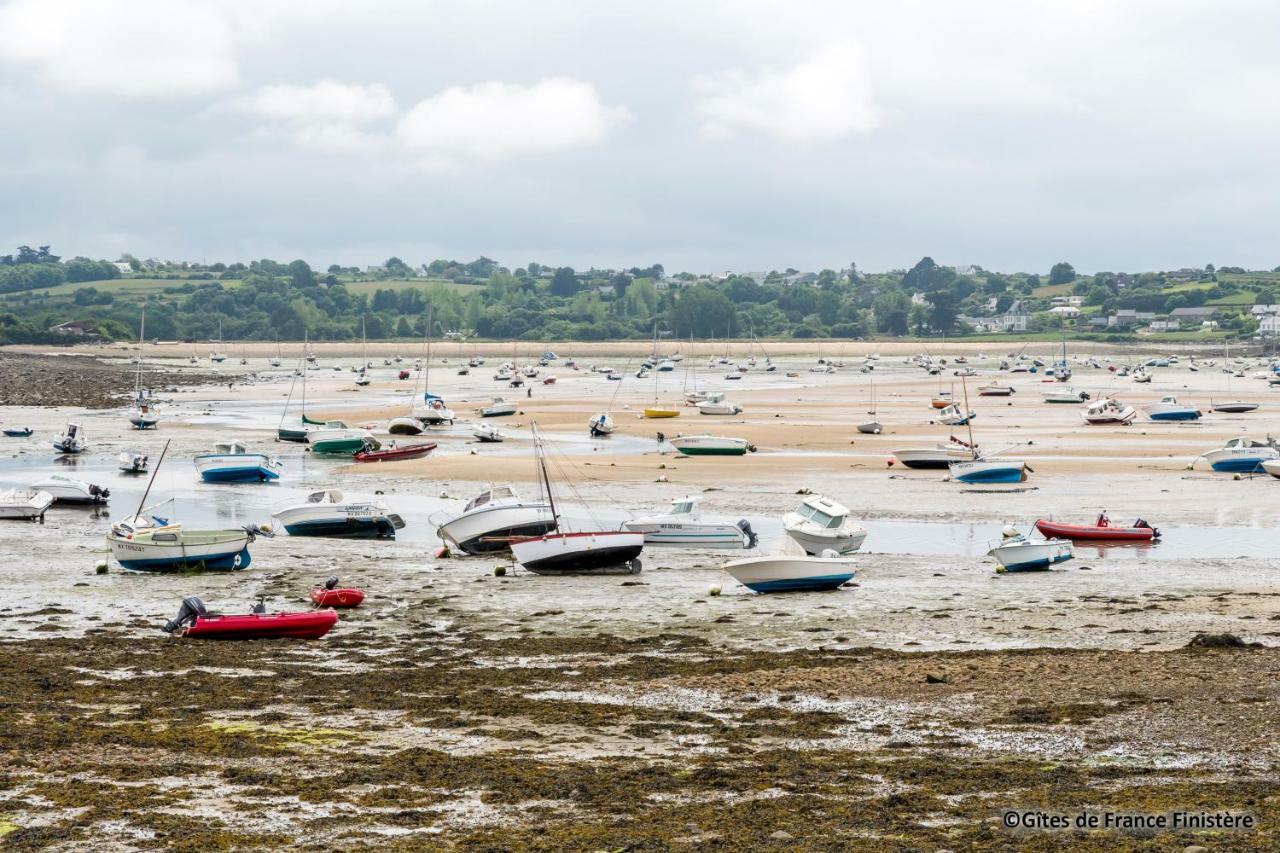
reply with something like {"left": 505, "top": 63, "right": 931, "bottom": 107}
{"left": 306, "top": 490, "right": 343, "bottom": 504}
{"left": 214, "top": 442, "right": 249, "bottom": 455}
{"left": 323, "top": 421, "right": 349, "bottom": 429}
{"left": 1224, "top": 436, "right": 1273, "bottom": 449}
{"left": 666, "top": 497, "right": 703, "bottom": 518}
{"left": 464, "top": 485, "right": 519, "bottom": 512}
{"left": 793, "top": 497, "right": 850, "bottom": 529}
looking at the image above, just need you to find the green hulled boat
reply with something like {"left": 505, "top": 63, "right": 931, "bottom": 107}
{"left": 308, "top": 421, "right": 378, "bottom": 455}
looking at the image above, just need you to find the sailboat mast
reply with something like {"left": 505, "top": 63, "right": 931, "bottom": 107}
{"left": 960, "top": 376, "right": 977, "bottom": 459}
{"left": 533, "top": 424, "right": 559, "bottom": 526}
{"left": 301, "top": 329, "right": 307, "bottom": 416}
{"left": 133, "top": 439, "right": 170, "bottom": 520}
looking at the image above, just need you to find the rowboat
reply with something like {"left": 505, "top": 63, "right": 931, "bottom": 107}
{"left": 623, "top": 497, "right": 757, "bottom": 548}
{"left": 668, "top": 434, "right": 754, "bottom": 456}
{"left": 352, "top": 442, "right": 435, "bottom": 463}
{"left": 988, "top": 529, "right": 1073, "bottom": 571}
{"left": 722, "top": 554, "right": 857, "bottom": 593}
{"left": 164, "top": 597, "right": 337, "bottom": 640}
{"left": 643, "top": 406, "right": 680, "bottom": 419}
{"left": 1033, "top": 517, "right": 1159, "bottom": 541}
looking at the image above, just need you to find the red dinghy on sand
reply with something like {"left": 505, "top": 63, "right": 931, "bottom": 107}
{"left": 310, "top": 576, "right": 365, "bottom": 608}
{"left": 1034, "top": 512, "right": 1159, "bottom": 542}
{"left": 163, "top": 597, "right": 338, "bottom": 640}
{"left": 353, "top": 442, "right": 435, "bottom": 463}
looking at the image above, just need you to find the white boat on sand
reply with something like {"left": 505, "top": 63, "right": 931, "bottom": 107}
{"left": 782, "top": 496, "right": 866, "bottom": 555}
{"left": 272, "top": 489, "right": 404, "bottom": 539}
{"left": 436, "top": 484, "right": 555, "bottom": 554}
{"left": 892, "top": 438, "right": 975, "bottom": 469}
{"left": 31, "top": 474, "right": 109, "bottom": 505}
{"left": 473, "top": 422, "right": 504, "bottom": 443}
{"left": 118, "top": 450, "right": 149, "bottom": 473}
{"left": 988, "top": 527, "right": 1073, "bottom": 572}
{"left": 0, "top": 489, "right": 53, "bottom": 521}
{"left": 623, "top": 497, "right": 756, "bottom": 548}
{"left": 722, "top": 554, "right": 856, "bottom": 593}
{"left": 1082, "top": 397, "right": 1137, "bottom": 425}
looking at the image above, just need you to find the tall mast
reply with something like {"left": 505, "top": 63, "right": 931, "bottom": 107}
{"left": 533, "top": 423, "right": 559, "bottom": 526}
{"left": 301, "top": 329, "right": 307, "bottom": 416}
{"left": 133, "top": 439, "right": 170, "bottom": 521}
{"left": 960, "top": 376, "right": 977, "bottom": 459}
{"left": 424, "top": 306, "right": 433, "bottom": 398}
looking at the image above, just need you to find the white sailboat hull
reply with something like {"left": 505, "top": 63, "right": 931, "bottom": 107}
{"left": 510, "top": 531, "right": 644, "bottom": 575}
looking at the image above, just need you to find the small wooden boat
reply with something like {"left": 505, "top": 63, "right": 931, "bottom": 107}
{"left": 353, "top": 442, "right": 435, "bottom": 463}
{"left": 310, "top": 577, "right": 365, "bottom": 608}
{"left": 164, "top": 597, "right": 337, "bottom": 640}
{"left": 1033, "top": 517, "right": 1159, "bottom": 541}
{"left": 2, "top": 427, "right": 32, "bottom": 437}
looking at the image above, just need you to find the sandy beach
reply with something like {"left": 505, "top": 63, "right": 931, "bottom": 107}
{"left": 1, "top": 344, "right": 1278, "bottom": 850}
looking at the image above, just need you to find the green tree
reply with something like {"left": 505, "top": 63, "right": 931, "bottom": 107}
{"left": 550, "top": 267, "right": 578, "bottom": 297}
{"left": 1048, "top": 262, "right": 1076, "bottom": 285}
{"left": 667, "top": 285, "right": 735, "bottom": 337}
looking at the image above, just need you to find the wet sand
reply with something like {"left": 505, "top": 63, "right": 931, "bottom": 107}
{"left": 1, "top": 346, "right": 1278, "bottom": 849}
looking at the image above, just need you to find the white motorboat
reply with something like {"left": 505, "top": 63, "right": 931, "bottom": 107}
{"left": 509, "top": 425, "right": 644, "bottom": 574}
{"left": 892, "top": 438, "right": 975, "bottom": 469}
{"left": 478, "top": 398, "right": 517, "bottom": 418}
{"left": 1131, "top": 367, "right": 1152, "bottom": 383}
{"left": 473, "top": 422, "right": 504, "bottom": 443}
{"left": 1082, "top": 397, "right": 1137, "bottom": 425}
{"left": 1192, "top": 436, "right": 1280, "bottom": 473}
{"left": 936, "top": 403, "right": 975, "bottom": 426}
{"left": 948, "top": 457, "right": 1028, "bottom": 484}
{"left": 1042, "top": 388, "right": 1089, "bottom": 404}
{"left": 1210, "top": 399, "right": 1260, "bottom": 414}
{"left": 118, "top": 450, "right": 149, "bottom": 474}
{"left": 623, "top": 497, "right": 757, "bottom": 548}
{"left": 987, "top": 527, "right": 1073, "bottom": 571}
{"left": 435, "top": 484, "right": 555, "bottom": 554}
{"left": 1145, "top": 395, "right": 1201, "bottom": 422}
{"left": 782, "top": 496, "right": 866, "bottom": 555}
{"left": 668, "top": 434, "right": 753, "bottom": 456}
{"left": 52, "top": 423, "right": 86, "bottom": 454}
{"left": 272, "top": 489, "right": 404, "bottom": 539}
{"left": 977, "top": 384, "right": 1015, "bottom": 396}
{"left": 696, "top": 394, "right": 743, "bottom": 416}
{"left": 0, "top": 489, "right": 53, "bottom": 521}
{"left": 194, "top": 442, "right": 282, "bottom": 482}
{"left": 722, "top": 554, "right": 857, "bottom": 593}
{"left": 30, "top": 474, "right": 109, "bottom": 505}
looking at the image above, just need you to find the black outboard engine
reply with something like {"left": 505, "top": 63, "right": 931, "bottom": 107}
{"left": 250, "top": 597, "right": 267, "bottom": 614}
{"left": 163, "top": 596, "right": 206, "bottom": 633}
{"left": 89, "top": 484, "right": 110, "bottom": 501}
{"left": 736, "top": 519, "right": 758, "bottom": 549}
{"left": 324, "top": 575, "right": 340, "bottom": 591}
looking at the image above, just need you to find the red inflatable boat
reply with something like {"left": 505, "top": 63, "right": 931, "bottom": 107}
{"left": 1034, "top": 518, "right": 1159, "bottom": 542}
{"left": 180, "top": 609, "right": 338, "bottom": 640}
{"left": 353, "top": 442, "right": 435, "bottom": 463}
{"left": 310, "top": 586, "right": 365, "bottom": 608}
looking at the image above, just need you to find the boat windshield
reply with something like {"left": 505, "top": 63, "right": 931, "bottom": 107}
{"left": 670, "top": 501, "right": 694, "bottom": 515}
{"left": 800, "top": 506, "right": 842, "bottom": 528}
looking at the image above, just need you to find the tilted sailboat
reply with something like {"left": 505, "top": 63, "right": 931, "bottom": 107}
{"left": 278, "top": 332, "right": 322, "bottom": 442}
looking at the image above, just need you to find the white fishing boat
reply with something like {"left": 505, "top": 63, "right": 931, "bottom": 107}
{"left": 623, "top": 497, "right": 757, "bottom": 548}
{"left": 473, "top": 422, "right": 504, "bottom": 443}
{"left": 936, "top": 403, "right": 975, "bottom": 426}
{"left": 436, "top": 484, "right": 556, "bottom": 554}
{"left": 1131, "top": 367, "right": 1152, "bottom": 383}
{"left": 1081, "top": 397, "right": 1137, "bottom": 425}
{"left": 1042, "top": 387, "right": 1089, "bottom": 404}
{"left": 52, "top": 423, "right": 86, "bottom": 454}
{"left": 478, "top": 398, "right": 517, "bottom": 418}
{"left": 118, "top": 450, "right": 149, "bottom": 474}
{"left": 272, "top": 489, "right": 404, "bottom": 539}
{"left": 782, "top": 496, "right": 866, "bottom": 555}
{"left": 987, "top": 527, "right": 1073, "bottom": 572}
{"left": 1145, "top": 395, "right": 1201, "bottom": 422}
{"left": 0, "top": 489, "right": 53, "bottom": 521}
{"left": 695, "top": 392, "right": 743, "bottom": 416}
{"left": 194, "top": 442, "right": 282, "bottom": 482}
{"left": 413, "top": 397, "right": 456, "bottom": 425}
{"left": 668, "top": 434, "right": 754, "bottom": 456}
{"left": 892, "top": 438, "right": 976, "bottom": 469}
{"left": 30, "top": 474, "right": 109, "bottom": 505}
{"left": 722, "top": 553, "right": 857, "bottom": 593}
{"left": 509, "top": 426, "right": 645, "bottom": 574}
{"left": 1191, "top": 436, "right": 1280, "bottom": 473}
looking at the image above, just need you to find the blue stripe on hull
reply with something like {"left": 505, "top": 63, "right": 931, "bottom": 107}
{"left": 955, "top": 469, "right": 1024, "bottom": 484}
{"left": 284, "top": 518, "right": 395, "bottom": 539}
{"left": 1002, "top": 554, "right": 1072, "bottom": 572}
{"left": 1149, "top": 412, "right": 1200, "bottom": 421}
{"left": 118, "top": 547, "right": 250, "bottom": 572}
{"left": 743, "top": 573, "right": 854, "bottom": 592}
{"left": 200, "top": 467, "right": 280, "bottom": 483}
{"left": 1210, "top": 458, "right": 1269, "bottom": 473}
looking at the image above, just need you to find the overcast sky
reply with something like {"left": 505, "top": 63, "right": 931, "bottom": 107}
{"left": 2, "top": 0, "right": 1279, "bottom": 274}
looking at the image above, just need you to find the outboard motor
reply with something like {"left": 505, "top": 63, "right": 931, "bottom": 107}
{"left": 324, "top": 575, "right": 340, "bottom": 591}
{"left": 89, "top": 484, "right": 110, "bottom": 501}
{"left": 250, "top": 598, "right": 266, "bottom": 614}
{"left": 163, "top": 596, "right": 206, "bottom": 633}
{"left": 736, "top": 519, "right": 758, "bottom": 549}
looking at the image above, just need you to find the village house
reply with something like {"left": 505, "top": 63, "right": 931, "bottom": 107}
{"left": 1169, "top": 306, "right": 1220, "bottom": 323}
{"left": 999, "top": 300, "right": 1030, "bottom": 332}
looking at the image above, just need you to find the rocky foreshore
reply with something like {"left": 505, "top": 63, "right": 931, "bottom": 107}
{"left": 0, "top": 352, "right": 216, "bottom": 408}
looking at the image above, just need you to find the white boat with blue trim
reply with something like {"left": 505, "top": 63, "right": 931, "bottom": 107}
{"left": 436, "top": 484, "right": 555, "bottom": 554}
{"left": 722, "top": 553, "right": 857, "bottom": 593}
{"left": 987, "top": 527, "right": 1073, "bottom": 572}
{"left": 1145, "top": 395, "right": 1201, "bottom": 422}
{"left": 782, "top": 496, "right": 866, "bottom": 555}
{"left": 272, "top": 489, "right": 404, "bottom": 539}
{"left": 1191, "top": 436, "right": 1279, "bottom": 473}
{"left": 623, "top": 497, "right": 757, "bottom": 548}
{"left": 108, "top": 516, "right": 255, "bottom": 571}
{"left": 194, "top": 442, "right": 282, "bottom": 483}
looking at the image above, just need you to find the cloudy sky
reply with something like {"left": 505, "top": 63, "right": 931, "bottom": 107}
{"left": 2, "top": 0, "right": 1279, "bottom": 274}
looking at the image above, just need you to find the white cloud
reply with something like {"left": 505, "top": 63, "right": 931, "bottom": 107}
{"left": 693, "top": 44, "right": 878, "bottom": 142}
{"left": 236, "top": 80, "right": 397, "bottom": 124}
{"left": 396, "top": 77, "right": 632, "bottom": 163}
{"left": 0, "top": 0, "right": 239, "bottom": 96}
